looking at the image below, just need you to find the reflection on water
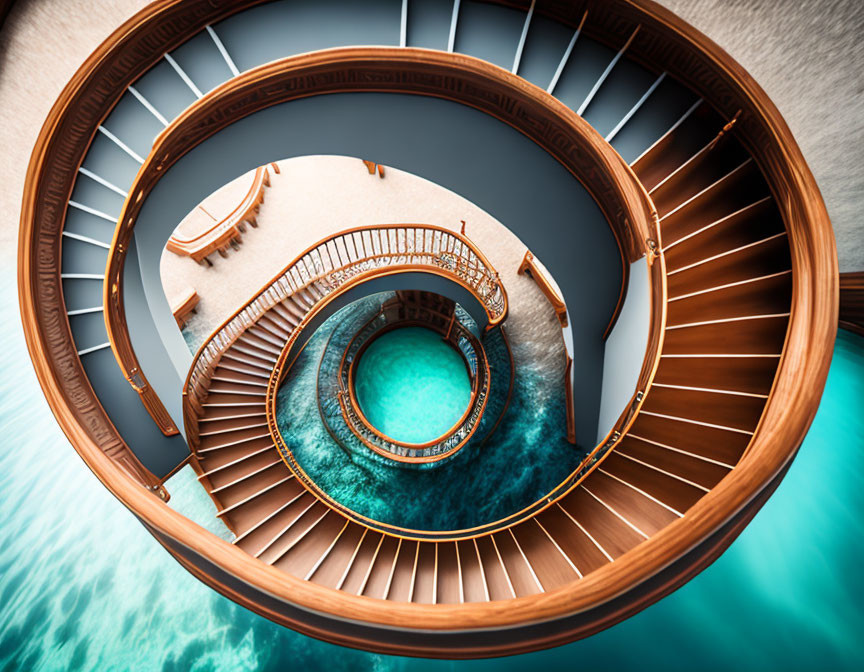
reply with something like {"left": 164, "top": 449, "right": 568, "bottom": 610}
{"left": 354, "top": 327, "right": 472, "bottom": 444}
{"left": 2, "top": 270, "right": 862, "bottom": 669}
{"left": 276, "top": 302, "right": 582, "bottom": 531}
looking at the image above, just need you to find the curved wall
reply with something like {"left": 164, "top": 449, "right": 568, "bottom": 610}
{"left": 596, "top": 258, "right": 650, "bottom": 442}
{"left": 129, "top": 91, "right": 624, "bottom": 452}
{"left": 12, "top": 0, "right": 837, "bottom": 655}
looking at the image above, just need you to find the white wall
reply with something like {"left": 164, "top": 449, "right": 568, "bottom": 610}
{"left": 596, "top": 259, "right": 651, "bottom": 443}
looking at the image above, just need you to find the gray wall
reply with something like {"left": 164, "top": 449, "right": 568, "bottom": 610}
{"left": 129, "top": 92, "right": 624, "bottom": 449}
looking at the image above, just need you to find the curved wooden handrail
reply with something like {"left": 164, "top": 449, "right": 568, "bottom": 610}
{"left": 839, "top": 272, "right": 864, "bottom": 337}
{"left": 182, "top": 222, "right": 506, "bottom": 445}
{"left": 338, "top": 307, "right": 491, "bottom": 462}
{"left": 17, "top": 0, "right": 836, "bottom": 657}
{"left": 518, "top": 250, "right": 568, "bottom": 327}
{"left": 165, "top": 164, "right": 271, "bottom": 262}
{"left": 103, "top": 46, "right": 650, "bottom": 441}
{"left": 170, "top": 286, "right": 199, "bottom": 328}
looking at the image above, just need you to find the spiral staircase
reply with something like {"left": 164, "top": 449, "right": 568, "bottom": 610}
{"left": 18, "top": 0, "right": 837, "bottom": 658}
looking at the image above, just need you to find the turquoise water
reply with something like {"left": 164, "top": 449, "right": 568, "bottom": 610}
{"left": 2, "top": 257, "right": 863, "bottom": 670}
{"left": 276, "top": 303, "right": 581, "bottom": 530}
{"left": 354, "top": 327, "right": 472, "bottom": 444}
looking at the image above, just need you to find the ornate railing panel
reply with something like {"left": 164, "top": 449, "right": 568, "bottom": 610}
{"left": 183, "top": 223, "right": 507, "bottom": 447}
{"left": 336, "top": 303, "right": 490, "bottom": 463}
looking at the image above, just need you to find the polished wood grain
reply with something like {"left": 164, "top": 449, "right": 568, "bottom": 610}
{"left": 166, "top": 165, "right": 271, "bottom": 263}
{"left": 103, "top": 47, "right": 650, "bottom": 434}
{"left": 170, "top": 287, "right": 199, "bottom": 328}
{"left": 518, "top": 250, "right": 568, "bottom": 327}
{"left": 839, "top": 272, "right": 864, "bottom": 336}
{"left": 17, "top": 0, "right": 837, "bottom": 658}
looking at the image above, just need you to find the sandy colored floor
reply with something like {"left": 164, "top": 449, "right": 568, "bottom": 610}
{"left": 162, "top": 155, "right": 567, "bottom": 377}
{"left": 1, "top": 0, "right": 861, "bottom": 269}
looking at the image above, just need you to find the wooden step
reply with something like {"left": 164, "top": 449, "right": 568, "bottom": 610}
{"left": 307, "top": 523, "right": 367, "bottom": 589}
{"left": 229, "top": 341, "right": 278, "bottom": 366}
{"left": 235, "top": 491, "right": 318, "bottom": 557}
{"left": 668, "top": 234, "right": 790, "bottom": 297}
{"left": 631, "top": 100, "right": 718, "bottom": 190}
{"left": 412, "top": 543, "right": 437, "bottom": 603}
{"left": 358, "top": 535, "right": 402, "bottom": 600}
{"left": 664, "top": 197, "right": 783, "bottom": 270}
{"left": 209, "top": 379, "right": 268, "bottom": 393}
{"left": 616, "top": 436, "right": 730, "bottom": 491}
{"left": 280, "top": 296, "right": 307, "bottom": 321}
{"left": 654, "top": 355, "right": 780, "bottom": 396}
{"left": 204, "top": 450, "right": 284, "bottom": 491}
{"left": 666, "top": 272, "right": 792, "bottom": 326}
{"left": 199, "top": 428, "right": 273, "bottom": 453}
{"left": 559, "top": 489, "right": 644, "bottom": 560}
{"left": 385, "top": 539, "right": 420, "bottom": 602}
{"left": 211, "top": 366, "right": 269, "bottom": 386}
{"left": 492, "top": 531, "right": 544, "bottom": 597}
{"left": 210, "top": 457, "right": 285, "bottom": 495}
{"left": 203, "top": 391, "right": 268, "bottom": 407}
{"left": 219, "top": 352, "right": 273, "bottom": 373}
{"left": 214, "top": 461, "right": 291, "bottom": 510}
{"left": 651, "top": 135, "right": 749, "bottom": 217}
{"left": 511, "top": 523, "right": 581, "bottom": 591}
{"left": 600, "top": 452, "right": 707, "bottom": 516}
{"left": 663, "top": 314, "right": 789, "bottom": 355}
{"left": 641, "top": 385, "right": 766, "bottom": 433}
{"left": 661, "top": 161, "right": 769, "bottom": 245}
{"left": 201, "top": 405, "right": 269, "bottom": 422}
{"left": 229, "top": 478, "right": 306, "bottom": 540}
{"left": 627, "top": 411, "right": 749, "bottom": 467}
{"left": 237, "top": 332, "right": 282, "bottom": 358}
{"left": 198, "top": 442, "right": 278, "bottom": 478}
{"left": 199, "top": 414, "right": 267, "bottom": 436}
{"left": 339, "top": 531, "right": 388, "bottom": 595}
{"left": 584, "top": 470, "right": 680, "bottom": 536}
{"left": 263, "top": 309, "right": 295, "bottom": 333}
{"left": 456, "top": 539, "right": 491, "bottom": 602}
{"left": 537, "top": 505, "right": 610, "bottom": 575}
{"left": 475, "top": 535, "right": 517, "bottom": 600}
{"left": 248, "top": 323, "right": 288, "bottom": 348}
{"left": 269, "top": 302, "right": 298, "bottom": 326}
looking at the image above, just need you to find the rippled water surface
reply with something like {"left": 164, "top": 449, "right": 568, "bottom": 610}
{"left": 275, "top": 304, "right": 582, "bottom": 531}
{"left": 2, "top": 268, "right": 863, "bottom": 669}
{"left": 354, "top": 327, "right": 472, "bottom": 444}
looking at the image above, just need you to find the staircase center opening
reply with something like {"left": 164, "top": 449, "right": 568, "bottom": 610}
{"left": 353, "top": 326, "right": 473, "bottom": 445}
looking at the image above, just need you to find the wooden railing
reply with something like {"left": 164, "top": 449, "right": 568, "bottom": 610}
{"left": 839, "top": 272, "right": 864, "bottom": 337}
{"left": 518, "top": 250, "right": 568, "bottom": 327}
{"left": 170, "top": 286, "right": 199, "bottom": 328}
{"left": 101, "top": 45, "right": 650, "bottom": 440}
{"left": 18, "top": 1, "right": 836, "bottom": 656}
{"left": 183, "top": 223, "right": 507, "bottom": 449}
{"left": 518, "top": 249, "right": 574, "bottom": 440}
{"left": 165, "top": 164, "right": 274, "bottom": 263}
{"left": 336, "top": 303, "right": 490, "bottom": 463}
